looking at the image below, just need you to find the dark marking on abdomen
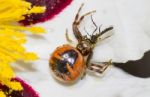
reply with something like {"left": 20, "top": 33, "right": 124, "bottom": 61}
{"left": 55, "top": 50, "right": 78, "bottom": 73}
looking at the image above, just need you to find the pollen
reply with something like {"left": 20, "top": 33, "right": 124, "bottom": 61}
{"left": 0, "top": 91, "right": 6, "bottom": 97}
{"left": 0, "top": 0, "right": 45, "bottom": 96}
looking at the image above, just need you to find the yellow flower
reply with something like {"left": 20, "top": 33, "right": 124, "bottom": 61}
{"left": 0, "top": 91, "right": 5, "bottom": 97}
{"left": 0, "top": 0, "right": 45, "bottom": 96}
{"left": 0, "top": 0, "right": 45, "bottom": 23}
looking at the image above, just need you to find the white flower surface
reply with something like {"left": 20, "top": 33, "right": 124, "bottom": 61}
{"left": 15, "top": 0, "right": 150, "bottom": 97}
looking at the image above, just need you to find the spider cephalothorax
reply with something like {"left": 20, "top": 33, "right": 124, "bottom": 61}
{"left": 49, "top": 4, "right": 113, "bottom": 83}
{"left": 76, "top": 15, "right": 113, "bottom": 56}
{"left": 76, "top": 39, "right": 93, "bottom": 56}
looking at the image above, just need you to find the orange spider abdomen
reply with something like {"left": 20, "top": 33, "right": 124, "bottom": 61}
{"left": 49, "top": 45, "right": 85, "bottom": 82}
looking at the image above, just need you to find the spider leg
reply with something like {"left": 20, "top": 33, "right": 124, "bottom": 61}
{"left": 80, "top": 51, "right": 93, "bottom": 79}
{"left": 77, "top": 10, "right": 96, "bottom": 25}
{"left": 91, "top": 15, "right": 98, "bottom": 35}
{"left": 81, "top": 69, "right": 86, "bottom": 80}
{"left": 80, "top": 64, "right": 87, "bottom": 80}
{"left": 72, "top": 4, "right": 96, "bottom": 42}
{"left": 84, "top": 26, "right": 91, "bottom": 37}
{"left": 65, "top": 29, "right": 77, "bottom": 47}
{"left": 100, "top": 26, "right": 113, "bottom": 36}
{"left": 87, "top": 59, "right": 112, "bottom": 74}
{"left": 74, "top": 3, "right": 84, "bottom": 22}
{"left": 65, "top": 29, "right": 74, "bottom": 43}
{"left": 72, "top": 4, "right": 84, "bottom": 41}
{"left": 95, "top": 26, "right": 113, "bottom": 42}
{"left": 86, "top": 51, "right": 93, "bottom": 66}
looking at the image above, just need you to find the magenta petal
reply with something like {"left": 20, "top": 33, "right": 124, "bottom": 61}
{"left": 20, "top": 0, "right": 72, "bottom": 25}
{"left": 0, "top": 77, "right": 39, "bottom": 97}
{"left": 15, "top": 78, "right": 39, "bottom": 97}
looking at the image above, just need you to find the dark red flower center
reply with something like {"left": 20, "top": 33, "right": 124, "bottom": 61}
{"left": 0, "top": 78, "right": 39, "bottom": 97}
{"left": 20, "top": 0, "right": 72, "bottom": 25}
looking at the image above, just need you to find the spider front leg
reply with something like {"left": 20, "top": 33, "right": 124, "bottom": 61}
{"left": 73, "top": 4, "right": 96, "bottom": 41}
